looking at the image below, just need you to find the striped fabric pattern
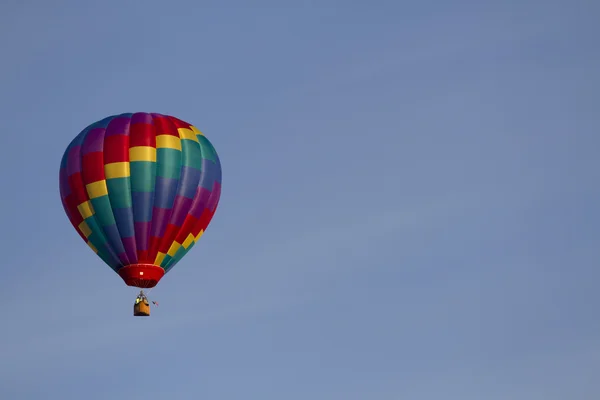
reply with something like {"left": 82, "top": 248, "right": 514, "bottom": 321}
{"left": 59, "top": 112, "right": 222, "bottom": 276}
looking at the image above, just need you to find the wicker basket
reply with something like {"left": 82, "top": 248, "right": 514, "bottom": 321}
{"left": 134, "top": 299, "right": 150, "bottom": 316}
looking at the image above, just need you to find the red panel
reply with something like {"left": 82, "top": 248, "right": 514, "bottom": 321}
{"left": 81, "top": 152, "right": 106, "bottom": 184}
{"left": 103, "top": 134, "right": 129, "bottom": 163}
{"left": 167, "top": 116, "right": 191, "bottom": 129}
{"left": 147, "top": 236, "right": 162, "bottom": 262}
{"left": 152, "top": 115, "right": 179, "bottom": 136}
{"left": 68, "top": 172, "right": 89, "bottom": 204}
{"left": 63, "top": 194, "right": 85, "bottom": 240}
{"left": 190, "top": 209, "right": 206, "bottom": 237}
{"left": 200, "top": 207, "right": 214, "bottom": 228}
{"left": 158, "top": 224, "right": 179, "bottom": 253}
{"left": 174, "top": 215, "right": 198, "bottom": 243}
{"left": 64, "top": 194, "right": 84, "bottom": 225}
{"left": 129, "top": 123, "right": 157, "bottom": 147}
{"left": 190, "top": 208, "right": 214, "bottom": 236}
{"left": 137, "top": 250, "right": 150, "bottom": 263}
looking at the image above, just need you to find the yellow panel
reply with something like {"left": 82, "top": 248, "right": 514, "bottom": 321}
{"left": 77, "top": 201, "right": 95, "bottom": 219}
{"left": 154, "top": 252, "right": 166, "bottom": 265}
{"left": 87, "top": 241, "right": 98, "bottom": 253}
{"left": 167, "top": 241, "right": 181, "bottom": 257}
{"left": 178, "top": 128, "right": 199, "bottom": 142}
{"left": 156, "top": 135, "right": 181, "bottom": 150}
{"left": 130, "top": 146, "right": 157, "bottom": 162}
{"left": 78, "top": 221, "right": 92, "bottom": 238}
{"left": 190, "top": 125, "right": 203, "bottom": 136}
{"left": 194, "top": 229, "right": 204, "bottom": 242}
{"left": 105, "top": 162, "right": 130, "bottom": 179}
{"left": 86, "top": 180, "right": 108, "bottom": 199}
{"left": 182, "top": 233, "right": 194, "bottom": 249}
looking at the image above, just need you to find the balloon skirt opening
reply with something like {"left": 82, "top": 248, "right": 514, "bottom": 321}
{"left": 118, "top": 264, "right": 165, "bottom": 288}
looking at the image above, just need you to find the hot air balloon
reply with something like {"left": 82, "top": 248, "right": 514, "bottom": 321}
{"left": 59, "top": 112, "right": 222, "bottom": 316}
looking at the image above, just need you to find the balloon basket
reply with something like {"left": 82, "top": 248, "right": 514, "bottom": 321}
{"left": 134, "top": 299, "right": 150, "bottom": 317}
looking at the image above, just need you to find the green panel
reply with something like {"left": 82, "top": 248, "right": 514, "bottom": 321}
{"left": 85, "top": 217, "right": 108, "bottom": 247}
{"left": 96, "top": 248, "right": 114, "bottom": 269}
{"left": 198, "top": 136, "right": 217, "bottom": 162}
{"left": 161, "top": 254, "right": 173, "bottom": 268}
{"left": 97, "top": 245, "right": 119, "bottom": 270}
{"left": 130, "top": 161, "right": 156, "bottom": 192}
{"left": 106, "top": 177, "right": 132, "bottom": 208}
{"left": 165, "top": 241, "right": 195, "bottom": 271}
{"left": 181, "top": 140, "right": 203, "bottom": 170}
{"left": 90, "top": 195, "right": 116, "bottom": 227}
{"left": 164, "top": 245, "right": 185, "bottom": 267}
{"left": 156, "top": 148, "right": 182, "bottom": 179}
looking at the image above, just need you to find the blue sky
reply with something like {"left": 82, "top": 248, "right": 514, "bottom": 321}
{"left": 0, "top": 0, "right": 599, "bottom": 399}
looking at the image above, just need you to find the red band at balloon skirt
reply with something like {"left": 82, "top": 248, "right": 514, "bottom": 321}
{"left": 117, "top": 264, "right": 165, "bottom": 288}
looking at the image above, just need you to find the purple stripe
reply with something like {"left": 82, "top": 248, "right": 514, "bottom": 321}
{"left": 117, "top": 252, "right": 129, "bottom": 265}
{"left": 105, "top": 116, "right": 131, "bottom": 136}
{"left": 170, "top": 195, "right": 194, "bottom": 227}
{"left": 134, "top": 221, "right": 151, "bottom": 251}
{"left": 59, "top": 167, "right": 71, "bottom": 197}
{"left": 206, "top": 181, "right": 221, "bottom": 211}
{"left": 121, "top": 236, "right": 138, "bottom": 264}
{"left": 59, "top": 167, "right": 74, "bottom": 221}
{"left": 189, "top": 187, "right": 211, "bottom": 218}
{"left": 66, "top": 145, "right": 82, "bottom": 175}
{"left": 150, "top": 207, "right": 171, "bottom": 238}
{"left": 131, "top": 112, "right": 153, "bottom": 124}
{"left": 81, "top": 128, "right": 105, "bottom": 155}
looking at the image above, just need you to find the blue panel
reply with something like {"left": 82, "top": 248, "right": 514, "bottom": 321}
{"left": 102, "top": 223, "right": 126, "bottom": 255}
{"left": 178, "top": 166, "right": 201, "bottom": 199}
{"left": 153, "top": 176, "right": 179, "bottom": 209}
{"left": 199, "top": 159, "right": 219, "bottom": 190}
{"left": 131, "top": 191, "right": 154, "bottom": 222}
{"left": 112, "top": 207, "right": 135, "bottom": 237}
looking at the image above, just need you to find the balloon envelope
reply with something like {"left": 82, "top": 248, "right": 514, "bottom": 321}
{"left": 59, "top": 112, "right": 222, "bottom": 288}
